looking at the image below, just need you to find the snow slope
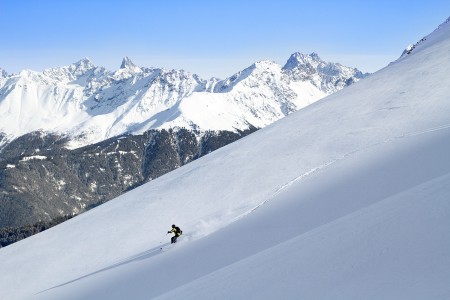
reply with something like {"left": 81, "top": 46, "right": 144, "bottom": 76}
{"left": 1, "top": 18, "right": 450, "bottom": 300}
{"left": 0, "top": 53, "right": 365, "bottom": 149}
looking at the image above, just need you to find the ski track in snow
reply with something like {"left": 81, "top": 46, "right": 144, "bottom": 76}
{"left": 235, "top": 122, "right": 450, "bottom": 222}
{"left": 402, "top": 122, "right": 450, "bottom": 137}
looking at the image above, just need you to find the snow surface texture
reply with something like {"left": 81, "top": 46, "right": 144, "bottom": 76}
{"left": 0, "top": 53, "right": 365, "bottom": 149}
{"left": 2, "top": 19, "right": 450, "bottom": 300}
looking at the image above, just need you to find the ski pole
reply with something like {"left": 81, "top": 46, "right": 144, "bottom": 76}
{"left": 159, "top": 232, "right": 168, "bottom": 244}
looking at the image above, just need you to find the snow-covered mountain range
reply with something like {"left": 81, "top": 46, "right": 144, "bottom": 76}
{"left": 0, "top": 53, "right": 367, "bottom": 149}
{"left": 0, "top": 53, "right": 367, "bottom": 229}
{"left": 1, "top": 16, "right": 449, "bottom": 300}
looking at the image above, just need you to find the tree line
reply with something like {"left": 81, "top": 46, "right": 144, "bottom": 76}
{"left": 0, "top": 215, "right": 73, "bottom": 248}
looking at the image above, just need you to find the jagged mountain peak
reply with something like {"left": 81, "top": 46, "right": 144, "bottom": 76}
{"left": 0, "top": 67, "right": 8, "bottom": 78}
{"left": 120, "top": 56, "right": 138, "bottom": 69}
{"left": 114, "top": 56, "right": 142, "bottom": 77}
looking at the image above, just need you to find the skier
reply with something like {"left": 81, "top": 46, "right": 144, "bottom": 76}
{"left": 168, "top": 224, "right": 182, "bottom": 244}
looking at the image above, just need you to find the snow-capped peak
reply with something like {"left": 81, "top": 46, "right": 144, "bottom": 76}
{"left": 42, "top": 58, "right": 97, "bottom": 82}
{"left": 74, "top": 57, "right": 94, "bottom": 70}
{"left": 282, "top": 52, "right": 368, "bottom": 93}
{"left": 212, "top": 59, "right": 283, "bottom": 93}
{"left": 69, "top": 57, "right": 96, "bottom": 77}
{"left": 283, "top": 52, "right": 322, "bottom": 71}
{"left": 252, "top": 59, "right": 279, "bottom": 69}
{"left": 65, "top": 57, "right": 96, "bottom": 77}
{"left": 240, "top": 59, "right": 282, "bottom": 80}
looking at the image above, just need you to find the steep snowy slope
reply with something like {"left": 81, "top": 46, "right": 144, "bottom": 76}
{"left": 0, "top": 53, "right": 366, "bottom": 149}
{"left": 1, "top": 17, "right": 450, "bottom": 300}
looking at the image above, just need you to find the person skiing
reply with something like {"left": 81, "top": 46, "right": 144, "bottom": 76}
{"left": 168, "top": 224, "right": 182, "bottom": 244}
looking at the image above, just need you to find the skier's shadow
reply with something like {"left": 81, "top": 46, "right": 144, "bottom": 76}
{"left": 37, "top": 242, "right": 171, "bottom": 295}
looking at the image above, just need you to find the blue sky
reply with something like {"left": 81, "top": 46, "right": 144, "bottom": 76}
{"left": 1, "top": 0, "right": 450, "bottom": 78}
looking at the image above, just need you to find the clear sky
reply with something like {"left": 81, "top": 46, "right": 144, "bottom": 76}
{"left": 1, "top": 0, "right": 449, "bottom": 78}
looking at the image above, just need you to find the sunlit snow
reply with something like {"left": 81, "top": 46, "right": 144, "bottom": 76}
{"left": 1, "top": 17, "right": 450, "bottom": 300}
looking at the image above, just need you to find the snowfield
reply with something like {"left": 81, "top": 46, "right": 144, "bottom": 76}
{"left": 1, "top": 17, "right": 450, "bottom": 300}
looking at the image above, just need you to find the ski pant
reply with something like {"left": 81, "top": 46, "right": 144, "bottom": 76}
{"left": 171, "top": 235, "right": 179, "bottom": 244}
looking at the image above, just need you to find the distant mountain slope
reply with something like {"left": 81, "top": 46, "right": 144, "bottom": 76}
{"left": 0, "top": 127, "right": 256, "bottom": 228}
{"left": 0, "top": 16, "right": 449, "bottom": 300}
